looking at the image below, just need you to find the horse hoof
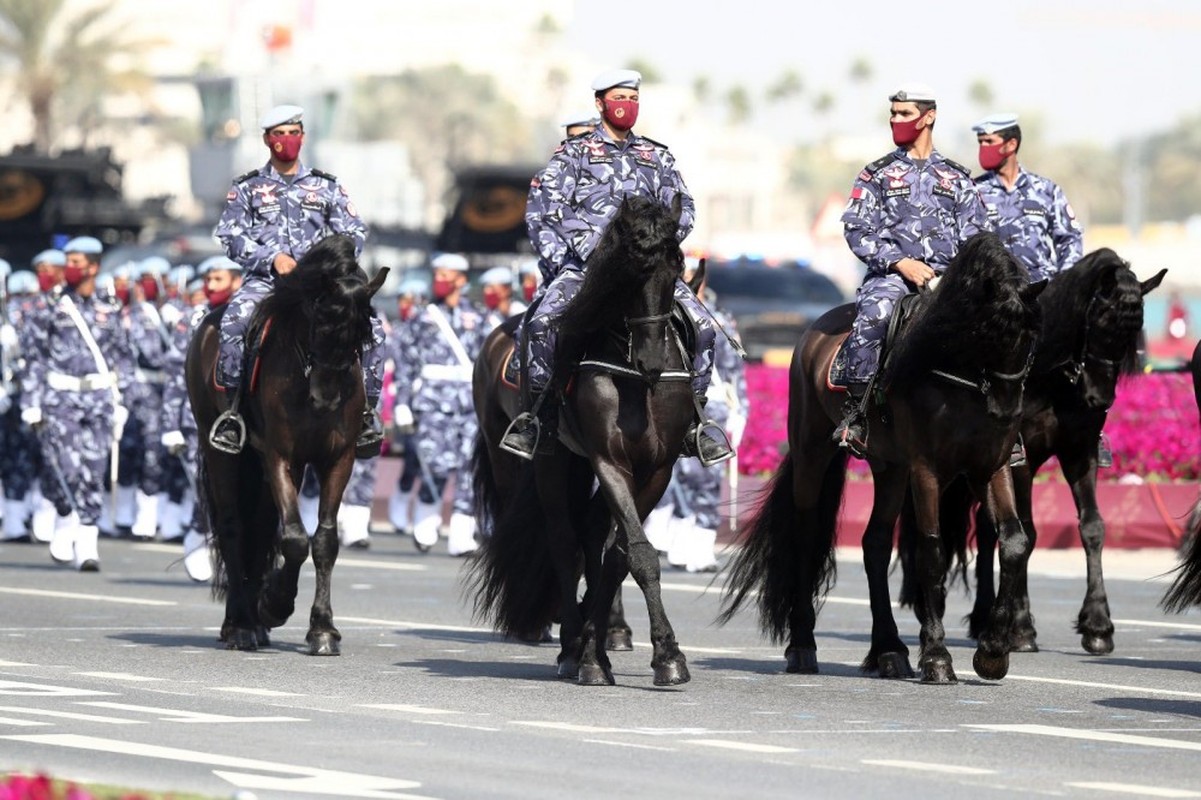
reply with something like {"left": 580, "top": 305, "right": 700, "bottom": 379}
{"left": 257, "top": 598, "right": 293, "bottom": 630}
{"left": 1010, "top": 636, "right": 1039, "bottom": 653}
{"left": 557, "top": 657, "right": 579, "bottom": 680}
{"left": 577, "top": 663, "right": 615, "bottom": 686}
{"left": 224, "top": 629, "right": 258, "bottom": 651}
{"left": 653, "top": 658, "right": 691, "bottom": 686}
{"left": 307, "top": 632, "right": 341, "bottom": 656}
{"left": 256, "top": 627, "right": 271, "bottom": 648}
{"left": 878, "top": 652, "right": 915, "bottom": 679}
{"left": 785, "top": 649, "right": 818, "bottom": 674}
{"left": 973, "top": 648, "right": 1009, "bottom": 680}
{"left": 1081, "top": 634, "right": 1114, "bottom": 655}
{"left": 920, "top": 659, "right": 958, "bottom": 685}
{"left": 605, "top": 629, "right": 633, "bottom": 651}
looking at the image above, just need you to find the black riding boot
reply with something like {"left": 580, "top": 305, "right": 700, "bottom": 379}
{"left": 356, "top": 406, "right": 384, "bottom": 459}
{"left": 682, "top": 396, "right": 735, "bottom": 467}
{"left": 500, "top": 394, "right": 557, "bottom": 461}
{"left": 832, "top": 383, "right": 868, "bottom": 457}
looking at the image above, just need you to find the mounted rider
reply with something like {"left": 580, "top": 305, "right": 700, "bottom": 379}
{"left": 209, "top": 104, "right": 385, "bottom": 457}
{"left": 501, "top": 69, "right": 735, "bottom": 466}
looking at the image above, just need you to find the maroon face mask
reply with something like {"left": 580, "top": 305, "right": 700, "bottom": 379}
{"left": 114, "top": 285, "right": 130, "bottom": 305}
{"left": 205, "top": 287, "right": 233, "bottom": 307}
{"left": 978, "top": 142, "right": 1008, "bottom": 170}
{"left": 266, "top": 133, "right": 303, "bottom": 162}
{"left": 63, "top": 265, "right": 87, "bottom": 287}
{"left": 890, "top": 117, "right": 923, "bottom": 147}
{"left": 602, "top": 100, "right": 639, "bottom": 131}
{"left": 523, "top": 284, "right": 536, "bottom": 303}
{"left": 139, "top": 277, "right": 159, "bottom": 302}
{"left": 482, "top": 288, "right": 502, "bottom": 310}
{"left": 37, "top": 272, "right": 57, "bottom": 293}
{"left": 432, "top": 278, "right": 457, "bottom": 300}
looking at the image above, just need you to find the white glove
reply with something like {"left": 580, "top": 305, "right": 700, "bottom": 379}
{"left": 0, "top": 324, "right": 17, "bottom": 351}
{"left": 393, "top": 403, "right": 415, "bottom": 433}
{"left": 160, "top": 304, "right": 182, "bottom": 328}
{"left": 161, "top": 429, "right": 186, "bottom": 455}
{"left": 726, "top": 409, "right": 747, "bottom": 450}
{"left": 0, "top": 387, "right": 10, "bottom": 416}
{"left": 113, "top": 405, "right": 129, "bottom": 432}
{"left": 20, "top": 406, "right": 42, "bottom": 427}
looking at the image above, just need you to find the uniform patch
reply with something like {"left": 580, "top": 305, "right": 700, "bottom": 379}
{"left": 850, "top": 186, "right": 865, "bottom": 200}
{"left": 226, "top": 190, "right": 237, "bottom": 201}
{"left": 347, "top": 202, "right": 358, "bottom": 217}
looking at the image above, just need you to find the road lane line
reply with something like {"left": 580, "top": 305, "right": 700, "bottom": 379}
{"left": 689, "top": 739, "right": 798, "bottom": 754}
{"left": 1114, "top": 618, "right": 1201, "bottom": 632}
{"left": 861, "top": 759, "right": 995, "bottom": 775}
{"left": 655, "top": 580, "right": 871, "bottom": 606}
{"left": 339, "top": 616, "right": 493, "bottom": 634}
{"left": 1006, "top": 675, "right": 1201, "bottom": 699}
{"left": 76, "top": 672, "right": 162, "bottom": 683}
{"left": 0, "top": 588, "right": 175, "bottom": 607}
{"left": 409, "top": 719, "right": 500, "bottom": 732}
{"left": 967, "top": 724, "right": 1201, "bottom": 752}
{"left": 210, "top": 687, "right": 302, "bottom": 697}
{"left": 0, "top": 706, "right": 143, "bottom": 725}
{"left": 1066, "top": 782, "right": 1201, "bottom": 798}
{"left": 584, "top": 738, "right": 675, "bottom": 751}
{"left": 135, "top": 543, "right": 428, "bottom": 572}
{"left": 80, "top": 701, "right": 306, "bottom": 724}
{"left": 361, "top": 704, "right": 458, "bottom": 715}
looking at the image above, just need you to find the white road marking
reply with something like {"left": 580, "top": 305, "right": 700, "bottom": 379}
{"left": 361, "top": 704, "right": 457, "bottom": 715}
{"left": 210, "top": 687, "right": 302, "bottom": 698}
{"left": 1066, "top": 781, "right": 1201, "bottom": 798}
{"left": 331, "top": 557, "right": 427, "bottom": 572}
{"left": 3, "top": 733, "right": 428, "bottom": 799}
{"left": 0, "top": 588, "right": 175, "bottom": 607}
{"left": 967, "top": 724, "right": 1201, "bottom": 752}
{"left": 339, "top": 616, "right": 492, "bottom": 635}
{"left": 0, "top": 660, "right": 32, "bottom": 667}
{"left": 584, "top": 738, "right": 675, "bottom": 751}
{"left": 1006, "top": 675, "right": 1201, "bottom": 699}
{"left": 512, "top": 721, "right": 622, "bottom": 734}
{"left": 409, "top": 719, "right": 500, "bottom": 732}
{"left": 689, "top": 739, "right": 798, "bottom": 754}
{"left": 0, "top": 681, "right": 114, "bottom": 698}
{"left": 655, "top": 580, "right": 870, "bottom": 606}
{"left": 0, "top": 706, "right": 142, "bottom": 725}
{"left": 80, "top": 701, "right": 306, "bottom": 724}
{"left": 76, "top": 672, "right": 162, "bottom": 683}
{"left": 0, "top": 716, "right": 50, "bottom": 727}
{"left": 861, "top": 759, "right": 995, "bottom": 775}
{"left": 1114, "top": 618, "right": 1201, "bottom": 632}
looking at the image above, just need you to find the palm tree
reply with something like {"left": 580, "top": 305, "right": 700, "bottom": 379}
{"left": 967, "top": 78, "right": 995, "bottom": 115}
{"left": 765, "top": 69, "right": 803, "bottom": 104}
{"left": 725, "top": 85, "right": 752, "bottom": 126}
{"left": 0, "top": 0, "right": 155, "bottom": 152}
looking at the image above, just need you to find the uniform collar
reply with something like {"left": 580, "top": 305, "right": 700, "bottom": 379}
{"left": 261, "top": 160, "right": 310, "bottom": 181}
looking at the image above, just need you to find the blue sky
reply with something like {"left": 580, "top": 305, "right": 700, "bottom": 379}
{"left": 566, "top": 0, "right": 1201, "bottom": 145}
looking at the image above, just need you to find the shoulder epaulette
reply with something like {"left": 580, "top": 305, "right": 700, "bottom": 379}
{"left": 862, "top": 153, "right": 899, "bottom": 176}
{"left": 940, "top": 157, "right": 971, "bottom": 177}
{"left": 639, "top": 135, "right": 669, "bottom": 149}
{"left": 233, "top": 169, "right": 259, "bottom": 184}
{"left": 310, "top": 168, "right": 337, "bottom": 182}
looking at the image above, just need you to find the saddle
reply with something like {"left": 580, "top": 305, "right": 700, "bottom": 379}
{"left": 209, "top": 305, "right": 274, "bottom": 397}
{"left": 828, "top": 294, "right": 921, "bottom": 391}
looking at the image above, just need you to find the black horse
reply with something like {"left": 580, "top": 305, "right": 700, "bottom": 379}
{"left": 186, "top": 234, "right": 387, "bottom": 654}
{"left": 720, "top": 232, "right": 1045, "bottom": 684}
{"left": 1161, "top": 337, "right": 1201, "bottom": 614}
{"left": 899, "top": 250, "right": 1165, "bottom": 655}
{"left": 468, "top": 195, "right": 698, "bottom": 686}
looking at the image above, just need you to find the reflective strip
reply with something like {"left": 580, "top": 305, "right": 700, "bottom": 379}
{"left": 420, "top": 364, "right": 473, "bottom": 382}
{"left": 134, "top": 368, "right": 167, "bottom": 385}
{"left": 46, "top": 372, "right": 116, "bottom": 392}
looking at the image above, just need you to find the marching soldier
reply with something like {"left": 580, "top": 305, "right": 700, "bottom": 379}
{"left": 478, "top": 266, "right": 517, "bottom": 331}
{"left": 21, "top": 236, "right": 135, "bottom": 571}
{"left": 22, "top": 251, "right": 65, "bottom": 543}
{"left": 391, "top": 253, "right": 485, "bottom": 556}
{"left": 385, "top": 277, "right": 429, "bottom": 536}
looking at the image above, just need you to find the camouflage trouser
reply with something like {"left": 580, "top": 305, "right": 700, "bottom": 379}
{"left": 300, "top": 458, "right": 377, "bottom": 508}
{"left": 0, "top": 404, "right": 40, "bottom": 499}
{"left": 412, "top": 407, "right": 476, "bottom": 516}
{"left": 525, "top": 268, "right": 716, "bottom": 394}
{"left": 217, "top": 275, "right": 386, "bottom": 402}
{"left": 655, "top": 400, "right": 730, "bottom": 529}
{"left": 117, "top": 383, "right": 164, "bottom": 495}
{"left": 846, "top": 272, "right": 912, "bottom": 385}
{"left": 35, "top": 392, "right": 114, "bottom": 526}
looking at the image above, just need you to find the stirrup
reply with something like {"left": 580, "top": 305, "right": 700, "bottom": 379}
{"left": 1009, "top": 436, "right": 1027, "bottom": 469}
{"left": 209, "top": 408, "right": 246, "bottom": 455}
{"left": 690, "top": 419, "right": 735, "bottom": 468}
{"left": 499, "top": 412, "right": 540, "bottom": 461}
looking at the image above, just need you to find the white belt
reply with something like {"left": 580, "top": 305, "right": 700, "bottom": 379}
{"left": 47, "top": 372, "right": 116, "bottom": 392}
{"left": 134, "top": 368, "right": 167, "bottom": 385}
{"left": 420, "top": 364, "right": 473, "bottom": 382}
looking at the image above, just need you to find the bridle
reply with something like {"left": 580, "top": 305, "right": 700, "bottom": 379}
{"left": 296, "top": 300, "right": 362, "bottom": 378}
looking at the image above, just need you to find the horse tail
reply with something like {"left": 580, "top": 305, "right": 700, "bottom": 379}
{"left": 896, "top": 479, "right": 972, "bottom": 609}
{"left": 718, "top": 454, "right": 844, "bottom": 643}
{"left": 471, "top": 433, "right": 500, "bottom": 538}
{"left": 1161, "top": 494, "right": 1201, "bottom": 613}
{"left": 465, "top": 464, "right": 559, "bottom": 637}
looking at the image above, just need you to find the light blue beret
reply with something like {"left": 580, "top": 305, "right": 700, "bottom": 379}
{"left": 260, "top": 104, "right": 304, "bottom": 130}
{"left": 198, "top": 255, "right": 242, "bottom": 275}
{"left": 399, "top": 277, "right": 430, "bottom": 296}
{"left": 479, "top": 267, "right": 514, "bottom": 286}
{"left": 64, "top": 236, "right": 103, "bottom": 255}
{"left": 430, "top": 253, "right": 469, "bottom": 273}
{"left": 972, "top": 113, "right": 1020, "bottom": 134}
{"left": 889, "top": 83, "right": 937, "bottom": 104}
{"left": 563, "top": 111, "right": 600, "bottom": 129}
{"left": 138, "top": 256, "right": 171, "bottom": 277}
{"left": 7, "top": 271, "right": 39, "bottom": 294}
{"left": 591, "top": 69, "right": 641, "bottom": 92}
{"left": 32, "top": 249, "right": 65, "bottom": 267}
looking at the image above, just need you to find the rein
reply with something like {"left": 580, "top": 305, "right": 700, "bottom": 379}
{"left": 294, "top": 302, "right": 361, "bottom": 378}
{"left": 1045, "top": 293, "right": 1126, "bottom": 386}
{"left": 930, "top": 346, "right": 1036, "bottom": 398}
{"left": 577, "top": 312, "right": 691, "bottom": 384}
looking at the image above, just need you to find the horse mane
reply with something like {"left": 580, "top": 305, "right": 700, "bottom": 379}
{"left": 255, "top": 234, "right": 376, "bottom": 352}
{"left": 885, "top": 232, "right": 1036, "bottom": 389}
{"left": 559, "top": 196, "right": 682, "bottom": 337}
{"left": 1034, "top": 247, "right": 1144, "bottom": 376}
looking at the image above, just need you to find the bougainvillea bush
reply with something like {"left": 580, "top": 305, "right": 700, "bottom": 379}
{"left": 740, "top": 365, "right": 1201, "bottom": 481}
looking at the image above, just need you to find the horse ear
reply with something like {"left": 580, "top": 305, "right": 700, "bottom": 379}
{"left": 366, "top": 267, "right": 390, "bottom": 298}
{"left": 1020, "top": 278, "right": 1049, "bottom": 304}
{"left": 687, "top": 257, "right": 706, "bottom": 293}
{"left": 1140, "top": 268, "right": 1167, "bottom": 296}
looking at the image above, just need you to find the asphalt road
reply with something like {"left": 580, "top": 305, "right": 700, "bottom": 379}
{"left": 1, "top": 533, "right": 1200, "bottom": 800}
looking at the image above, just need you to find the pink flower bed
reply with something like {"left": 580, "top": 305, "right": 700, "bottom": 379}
{"left": 741, "top": 365, "right": 1201, "bottom": 481}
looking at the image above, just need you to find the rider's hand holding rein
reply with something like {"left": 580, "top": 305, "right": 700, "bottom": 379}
{"left": 893, "top": 258, "right": 936, "bottom": 288}
{"left": 273, "top": 253, "right": 298, "bottom": 276}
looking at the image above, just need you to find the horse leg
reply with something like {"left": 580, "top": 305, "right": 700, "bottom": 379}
{"left": 577, "top": 512, "right": 622, "bottom": 686}
{"left": 257, "top": 457, "right": 308, "bottom": 634}
{"left": 535, "top": 456, "right": 588, "bottom": 680}
{"left": 305, "top": 456, "right": 354, "bottom": 656}
{"left": 597, "top": 461, "right": 689, "bottom": 686}
{"left": 973, "top": 467, "right": 1028, "bottom": 681}
{"left": 1008, "top": 465, "right": 1040, "bottom": 652}
{"left": 785, "top": 450, "right": 843, "bottom": 675}
{"left": 911, "top": 465, "right": 956, "bottom": 684}
{"left": 209, "top": 453, "right": 259, "bottom": 651}
{"left": 969, "top": 503, "right": 998, "bottom": 642}
{"left": 863, "top": 468, "right": 914, "bottom": 678}
{"left": 606, "top": 586, "right": 633, "bottom": 651}
{"left": 1064, "top": 457, "right": 1114, "bottom": 654}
